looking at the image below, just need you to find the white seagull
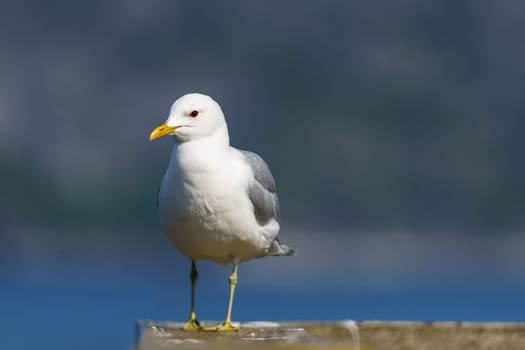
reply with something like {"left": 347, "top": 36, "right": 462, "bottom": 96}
{"left": 149, "top": 93, "right": 295, "bottom": 332}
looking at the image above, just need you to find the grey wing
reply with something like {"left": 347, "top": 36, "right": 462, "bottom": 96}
{"left": 240, "top": 150, "right": 280, "bottom": 225}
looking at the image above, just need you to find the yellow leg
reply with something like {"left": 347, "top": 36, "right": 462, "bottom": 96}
{"left": 182, "top": 260, "right": 201, "bottom": 331}
{"left": 203, "top": 263, "right": 239, "bottom": 332}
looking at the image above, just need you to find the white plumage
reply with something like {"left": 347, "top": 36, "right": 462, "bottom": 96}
{"left": 149, "top": 93, "right": 294, "bottom": 331}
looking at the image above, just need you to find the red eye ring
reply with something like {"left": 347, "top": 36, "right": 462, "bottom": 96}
{"left": 189, "top": 110, "right": 199, "bottom": 118}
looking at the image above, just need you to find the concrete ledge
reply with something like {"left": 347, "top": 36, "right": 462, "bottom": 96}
{"left": 135, "top": 319, "right": 525, "bottom": 350}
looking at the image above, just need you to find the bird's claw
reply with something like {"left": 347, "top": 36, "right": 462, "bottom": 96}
{"left": 182, "top": 319, "right": 201, "bottom": 331}
{"left": 201, "top": 321, "right": 239, "bottom": 332}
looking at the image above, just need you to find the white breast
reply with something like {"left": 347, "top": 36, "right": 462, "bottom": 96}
{"left": 158, "top": 138, "right": 272, "bottom": 264}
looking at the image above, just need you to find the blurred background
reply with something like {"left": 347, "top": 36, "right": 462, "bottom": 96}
{"left": 1, "top": 0, "right": 525, "bottom": 349}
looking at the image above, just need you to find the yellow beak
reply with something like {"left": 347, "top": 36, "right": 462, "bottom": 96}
{"left": 149, "top": 123, "right": 178, "bottom": 141}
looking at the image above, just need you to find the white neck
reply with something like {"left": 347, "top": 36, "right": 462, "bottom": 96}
{"left": 170, "top": 125, "right": 230, "bottom": 174}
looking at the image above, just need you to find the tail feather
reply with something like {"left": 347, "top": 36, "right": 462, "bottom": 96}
{"left": 267, "top": 238, "right": 297, "bottom": 256}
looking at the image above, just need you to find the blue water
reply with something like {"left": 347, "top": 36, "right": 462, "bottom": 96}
{"left": 2, "top": 229, "right": 524, "bottom": 350}
{"left": 2, "top": 264, "right": 525, "bottom": 350}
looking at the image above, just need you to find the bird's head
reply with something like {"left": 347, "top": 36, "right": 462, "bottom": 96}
{"left": 149, "top": 93, "right": 226, "bottom": 143}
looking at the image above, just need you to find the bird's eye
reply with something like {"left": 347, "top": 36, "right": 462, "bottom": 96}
{"left": 189, "top": 110, "right": 199, "bottom": 118}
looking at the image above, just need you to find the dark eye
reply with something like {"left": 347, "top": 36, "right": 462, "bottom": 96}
{"left": 189, "top": 110, "right": 199, "bottom": 118}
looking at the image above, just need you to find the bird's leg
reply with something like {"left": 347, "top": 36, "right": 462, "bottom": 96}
{"left": 203, "top": 263, "right": 239, "bottom": 332}
{"left": 182, "top": 260, "right": 201, "bottom": 331}
{"left": 222, "top": 263, "right": 239, "bottom": 330}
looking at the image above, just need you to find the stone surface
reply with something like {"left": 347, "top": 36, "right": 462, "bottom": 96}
{"left": 135, "top": 320, "right": 525, "bottom": 350}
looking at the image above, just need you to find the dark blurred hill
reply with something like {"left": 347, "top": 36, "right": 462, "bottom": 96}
{"left": 1, "top": 0, "right": 524, "bottom": 235}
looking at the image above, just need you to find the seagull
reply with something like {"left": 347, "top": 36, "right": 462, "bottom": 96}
{"left": 149, "top": 93, "right": 295, "bottom": 332}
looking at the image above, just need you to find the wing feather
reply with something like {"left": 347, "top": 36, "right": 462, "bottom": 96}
{"left": 240, "top": 150, "right": 280, "bottom": 225}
